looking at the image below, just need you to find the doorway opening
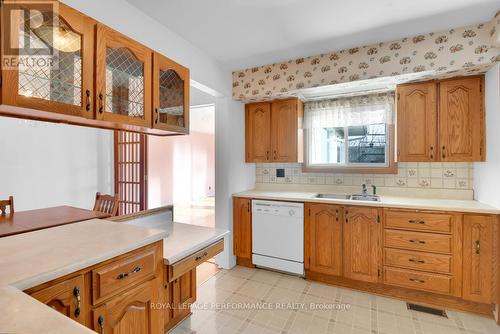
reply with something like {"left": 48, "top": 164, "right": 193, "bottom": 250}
{"left": 148, "top": 86, "right": 217, "bottom": 284}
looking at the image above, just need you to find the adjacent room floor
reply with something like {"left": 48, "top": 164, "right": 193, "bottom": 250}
{"left": 170, "top": 266, "right": 500, "bottom": 334}
{"left": 174, "top": 197, "right": 220, "bottom": 285}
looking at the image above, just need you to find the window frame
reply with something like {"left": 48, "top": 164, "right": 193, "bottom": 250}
{"left": 303, "top": 124, "right": 397, "bottom": 174}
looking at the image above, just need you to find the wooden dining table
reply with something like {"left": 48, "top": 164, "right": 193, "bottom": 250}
{"left": 0, "top": 206, "right": 111, "bottom": 238}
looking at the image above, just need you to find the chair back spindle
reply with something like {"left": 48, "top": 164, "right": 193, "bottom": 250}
{"left": 0, "top": 196, "right": 14, "bottom": 216}
{"left": 93, "top": 192, "right": 119, "bottom": 217}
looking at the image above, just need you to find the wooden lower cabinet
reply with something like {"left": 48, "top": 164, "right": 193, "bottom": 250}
{"left": 92, "top": 279, "right": 162, "bottom": 334}
{"left": 343, "top": 206, "right": 382, "bottom": 283}
{"left": 164, "top": 269, "right": 197, "bottom": 331}
{"left": 25, "top": 241, "right": 164, "bottom": 334}
{"left": 29, "top": 275, "right": 87, "bottom": 326}
{"left": 463, "top": 215, "right": 496, "bottom": 303}
{"left": 235, "top": 197, "right": 499, "bottom": 318}
{"left": 233, "top": 197, "right": 253, "bottom": 267}
{"left": 305, "top": 203, "right": 343, "bottom": 276}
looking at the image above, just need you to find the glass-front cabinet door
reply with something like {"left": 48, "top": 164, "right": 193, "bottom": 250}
{"left": 1, "top": 2, "right": 95, "bottom": 118}
{"left": 153, "top": 53, "right": 189, "bottom": 133}
{"left": 95, "top": 24, "right": 152, "bottom": 127}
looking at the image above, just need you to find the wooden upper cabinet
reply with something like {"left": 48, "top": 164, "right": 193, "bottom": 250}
{"left": 305, "top": 203, "right": 342, "bottom": 276}
{"left": 396, "top": 76, "right": 485, "bottom": 162}
{"left": 439, "top": 77, "right": 485, "bottom": 161}
{"left": 343, "top": 206, "right": 381, "bottom": 283}
{"left": 462, "top": 215, "right": 495, "bottom": 303}
{"left": 245, "top": 103, "right": 271, "bottom": 162}
{"left": 233, "top": 197, "right": 252, "bottom": 263}
{"left": 152, "top": 53, "right": 190, "bottom": 134}
{"left": 271, "top": 99, "right": 302, "bottom": 162}
{"left": 29, "top": 275, "right": 86, "bottom": 326}
{"left": 92, "top": 279, "right": 162, "bottom": 334}
{"left": 397, "top": 82, "right": 437, "bottom": 162}
{"left": 245, "top": 98, "right": 303, "bottom": 163}
{"left": 1, "top": 2, "right": 95, "bottom": 118}
{"left": 95, "top": 24, "right": 152, "bottom": 127}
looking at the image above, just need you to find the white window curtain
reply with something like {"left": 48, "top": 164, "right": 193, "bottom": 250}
{"left": 304, "top": 92, "right": 395, "bottom": 166}
{"left": 304, "top": 92, "right": 395, "bottom": 129}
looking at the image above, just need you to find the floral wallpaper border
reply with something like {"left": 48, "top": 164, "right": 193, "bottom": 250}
{"left": 232, "top": 14, "right": 500, "bottom": 102}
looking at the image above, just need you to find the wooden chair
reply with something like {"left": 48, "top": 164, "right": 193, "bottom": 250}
{"left": 0, "top": 196, "right": 14, "bottom": 216}
{"left": 93, "top": 192, "right": 119, "bottom": 217}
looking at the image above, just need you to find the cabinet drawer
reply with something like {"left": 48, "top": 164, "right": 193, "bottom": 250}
{"left": 384, "top": 267, "right": 452, "bottom": 295}
{"left": 385, "top": 210, "right": 452, "bottom": 233}
{"left": 384, "top": 229, "right": 452, "bottom": 254}
{"left": 168, "top": 239, "right": 224, "bottom": 282}
{"left": 384, "top": 248, "right": 452, "bottom": 274}
{"left": 92, "top": 246, "right": 158, "bottom": 305}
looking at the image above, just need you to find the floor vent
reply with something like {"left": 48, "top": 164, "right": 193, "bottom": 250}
{"left": 406, "top": 303, "right": 447, "bottom": 317}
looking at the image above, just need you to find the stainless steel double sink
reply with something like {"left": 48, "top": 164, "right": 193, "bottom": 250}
{"left": 315, "top": 193, "right": 381, "bottom": 202}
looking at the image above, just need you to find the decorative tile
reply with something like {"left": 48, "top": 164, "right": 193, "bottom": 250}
{"left": 407, "top": 168, "right": 418, "bottom": 178}
{"left": 255, "top": 163, "right": 473, "bottom": 190}
{"left": 418, "top": 179, "right": 430, "bottom": 188}
{"left": 443, "top": 169, "right": 456, "bottom": 178}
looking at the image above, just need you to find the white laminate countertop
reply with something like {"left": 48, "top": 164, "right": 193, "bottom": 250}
{"left": 0, "top": 219, "right": 168, "bottom": 334}
{"left": 125, "top": 219, "right": 230, "bottom": 264}
{"left": 234, "top": 190, "right": 500, "bottom": 214}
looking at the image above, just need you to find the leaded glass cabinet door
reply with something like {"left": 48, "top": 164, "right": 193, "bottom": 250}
{"left": 152, "top": 52, "right": 189, "bottom": 134}
{"left": 2, "top": 2, "right": 95, "bottom": 118}
{"left": 95, "top": 24, "right": 152, "bottom": 127}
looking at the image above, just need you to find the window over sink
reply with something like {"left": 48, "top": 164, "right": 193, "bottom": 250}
{"left": 304, "top": 92, "right": 396, "bottom": 173}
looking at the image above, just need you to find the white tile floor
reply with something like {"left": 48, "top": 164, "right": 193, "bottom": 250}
{"left": 170, "top": 266, "right": 500, "bottom": 334}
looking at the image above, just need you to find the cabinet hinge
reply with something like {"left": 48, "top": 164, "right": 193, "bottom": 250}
{"left": 479, "top": 83, "right": 482, "bottom": 93}
{"left": 377, "top": 215, "right": 380, "bottom": 223}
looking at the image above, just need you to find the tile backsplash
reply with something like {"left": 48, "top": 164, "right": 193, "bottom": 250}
{"left": 255, "top": 162, "right": 473, "bottom": 190}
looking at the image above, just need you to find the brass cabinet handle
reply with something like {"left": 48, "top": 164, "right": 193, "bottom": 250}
{"left": 155, "top": 108, "right": 159, "bottom": 124}
{"left": 273, "top": 150, "right": 277, "bottom": 160}
{"left": 98, "top": 315, "right": 105, "bottom": 334}
{"left": 345, "top": 210, "right": 348, "bottom": 224}
{"left": 409, "top": 239, "right": 426, "bottom": 244}
{"left": 266, "top": 151, "right": 270, "bottom": 161}
{"left": 408, "top": 258, "right": 425, "bottom": 264}
{"left": 429, "top": 146, "right": 434, "bottom": 159}
{"left": 195, "top": 251, "right": 208, "bottom": 261}
{"left": 408, "top": 220, "right": 425, "bottom": 225}
{"left": 335, "top": 209, "right": 339, "bottom": 222}
{"left": 98, "top": 93, "right": 104, "bottom": 114}
{"left": 116, "top": 266, "right": 141, "bottom": 280}
{"left": 73, "top": 287, "right": 81, "bottom": 318}
{"left": 85, "top": 90, "right": 91, "bottom": 112}
{"left": 442, "top": 145, "right": 446, "bottom": 159}
{"left": 409, "top": 278, "right": 425, "bottom": 283}
{"left": 475, "top": 240, "right": 480, "bottom": 255}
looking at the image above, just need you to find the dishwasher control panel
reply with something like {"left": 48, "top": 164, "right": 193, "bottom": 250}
{"left": 252, "top": 200, "right": 304, "bottom": 218}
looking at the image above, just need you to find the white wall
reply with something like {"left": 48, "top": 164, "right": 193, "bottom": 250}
{"left": 214, "top": 98, "right": 256, "bottom": 269}
{"left": 474, "top": 64, "right": 500, "bottom": 208}
{"left": 58, "top": 0, "right": 254, "bottom": 269}
{"left": 0, "top": 118, "right": 114, "bottom": 211}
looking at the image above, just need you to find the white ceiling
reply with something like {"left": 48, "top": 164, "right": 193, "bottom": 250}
{"left": 126, "top": 0, "right": 499, "bottom": 71}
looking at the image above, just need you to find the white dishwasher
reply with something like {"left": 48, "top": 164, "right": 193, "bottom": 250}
{"left": 252, "top": 200, "right": 304, "bottom": 275}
